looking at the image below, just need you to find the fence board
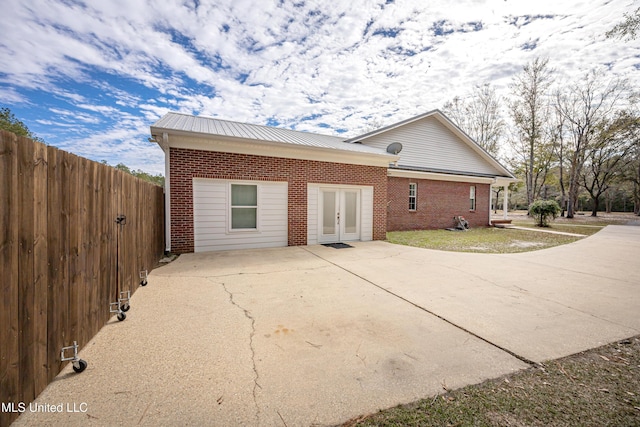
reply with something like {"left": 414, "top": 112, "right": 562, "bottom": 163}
{"left": 0, "top": 132, "right": 20, "bottom": 427}
{"left": 121, "top": 174, "right": 133, "bottom": 295}
{"left": 110, "top": 169, "right": 118, "bottom": 311}
{"left": 18, "top": 136, "right": 36, "bottom": 405}
{"left": 67, "top": 153, "right": 81, "bottom": 359}
{"left": 86, "top": 160, "right": 98, "bottom": 343}
{"left": 59, "top": 150, "right": 71, "bottom": 372}
{"left": 1, "top": 132, "right": 165, "bottom": 425}
{"left": 46, "top": 146, "right": 67, "bottom": 383}
{"left": 98, "top": 165, "right": 112, "bottom": 325}
{"left": 33, "top": 141, "right": 49, "bottom": 396}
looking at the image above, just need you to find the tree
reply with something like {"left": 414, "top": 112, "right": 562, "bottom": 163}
{"left": 606, "top": 7, "right": 640, "bottom": 40}
{"left": 508, "top": 58, "right": 555, "bottom": 209}
{"left": 0, "top": 107, "right": 44, "bottom": 142}
{"left": 113, "top": 163, "right": 165, "bottom": 186}
{"left": 442, "top": 84, "right": 505, "bottom": 157}
{"left": 555, "top": 71, "right": 629, "bottom": 218}
{"left": 581, "top": 112, "right": 636, "bottom": 216}
{"left": 619, "top": 109, "right": 640, "bottom": 215}
{"left": 550, "top": 101, "right": 570, "bottom": 216}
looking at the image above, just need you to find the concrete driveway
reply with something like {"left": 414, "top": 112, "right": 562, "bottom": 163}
{"left": 14, "top": 225, "right": 640, "bottom": 426}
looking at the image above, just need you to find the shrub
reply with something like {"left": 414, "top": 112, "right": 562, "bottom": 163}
{"left": 529, "top": 200, "right": 561, "bottom": 227}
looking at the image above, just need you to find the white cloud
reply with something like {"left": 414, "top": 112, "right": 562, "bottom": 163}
{"left": 1, "top": 0, "right": 638, "bottom": 173}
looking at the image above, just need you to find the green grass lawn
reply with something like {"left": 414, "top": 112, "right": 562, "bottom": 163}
{"left": 386, "top": 227, "right": 583, "bottom": 254}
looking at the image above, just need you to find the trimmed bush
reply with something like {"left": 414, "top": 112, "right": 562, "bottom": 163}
{"left": 529, "top": 200, "right": 561, "bottom": 227}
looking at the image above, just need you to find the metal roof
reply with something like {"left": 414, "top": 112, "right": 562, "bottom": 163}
{"left": 151, "top": 112, "right": 391, "bottom": 156}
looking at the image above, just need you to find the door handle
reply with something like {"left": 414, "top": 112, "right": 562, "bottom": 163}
{"left": 337, "top": 212, "right": 340, "bottom": 225}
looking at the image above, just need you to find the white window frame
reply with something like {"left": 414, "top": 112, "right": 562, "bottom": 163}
{"left": 228, "top": 182, "right": 259, "bottom": 232}
{"left": 470, "top": 185, "right": 476, "bottom": 211}
{"left": 409, "top": 183, "right": 417, "bottom": 211}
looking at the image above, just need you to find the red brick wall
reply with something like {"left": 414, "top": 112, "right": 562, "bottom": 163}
{"left": 387, "top": 177, "right": 490, "bottom": 231}
{"left": 169, "top": 148, "right": 388, "bottom": 253}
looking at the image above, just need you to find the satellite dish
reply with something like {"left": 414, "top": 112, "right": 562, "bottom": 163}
{"left": 386, "top": 142, "right": 403, "bottom": 155}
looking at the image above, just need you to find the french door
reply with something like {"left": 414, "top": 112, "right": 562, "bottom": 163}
{"left": 319, "top": 188, "right": 360, "bottom": 243}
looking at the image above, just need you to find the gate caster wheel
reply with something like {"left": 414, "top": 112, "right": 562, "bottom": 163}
{"left": 117, "top": 312, "right": 126, "bottom": 321}
{"left": 140, "top": 279, "right": 148, "bottom": 286}
{"left": 120, "top": 303, "right": 130, "bottom": 312}
{"left": 73, "top": 359, "right": 88, "bottom": 373}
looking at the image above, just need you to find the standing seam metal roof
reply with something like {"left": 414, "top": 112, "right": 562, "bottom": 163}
{"left": 151, "top": 112, "right": 391, "bottom": 156}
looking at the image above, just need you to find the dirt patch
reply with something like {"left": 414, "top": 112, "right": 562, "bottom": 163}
{"left": 467, "top": 246, "right": 490, "bottom": 251}
{"left": 509, "top": 240, "right": 545, "bottom": 248}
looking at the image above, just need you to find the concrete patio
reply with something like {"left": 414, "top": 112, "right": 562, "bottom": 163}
{"left": 13, "top": 225, "right": 640, "bottom": 426}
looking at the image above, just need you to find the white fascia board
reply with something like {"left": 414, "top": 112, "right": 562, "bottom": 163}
{"left": 388, "top": 168, "right": 497, "bottom": 184}
{"left": 494, "top": 176, "right": 520, "bottom": 186}
{"left": 164, "top": 133, "right": 398, "bottom": 167}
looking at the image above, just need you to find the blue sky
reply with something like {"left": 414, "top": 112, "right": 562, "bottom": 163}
{"left": 1, "top": 0, "right": 638, "bottom": 175}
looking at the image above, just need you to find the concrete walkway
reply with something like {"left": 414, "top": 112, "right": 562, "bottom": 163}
{"left": 13, "top": 226, "right": 640, "bottom": 426}
{"left": 498, "top": 224, "right": 587, "bottom": 237}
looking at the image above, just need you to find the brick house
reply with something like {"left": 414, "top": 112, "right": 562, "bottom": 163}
{"left": 150, "top": 110, "right": 515, "bottom": 253}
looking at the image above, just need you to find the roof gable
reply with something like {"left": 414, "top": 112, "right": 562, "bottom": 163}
{"left": 348, "top": 110, "right": 514, "bottom": 178}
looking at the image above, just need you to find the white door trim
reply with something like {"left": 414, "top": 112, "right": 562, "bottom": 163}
{"left": 318, "top": 187, "right": 361, "bottom": 243}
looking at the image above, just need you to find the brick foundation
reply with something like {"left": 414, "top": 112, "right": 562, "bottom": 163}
{"left": 387, "top": 177, "right": 490, "bottom": 231}
{"left": 169, "top": 148, "right": 388, "bottom": 253}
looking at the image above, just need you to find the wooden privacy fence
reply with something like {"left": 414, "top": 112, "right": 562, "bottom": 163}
{"left": 0, "top": 131, "right": 164, "bottom": 426}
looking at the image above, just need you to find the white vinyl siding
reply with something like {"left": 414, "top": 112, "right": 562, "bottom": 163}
{"left": 359, "top": 116, "right": 502, "bottom": 176}
{"left": 193, "top": 178, "right": 287, "bottom": 252}
{"left": 307, "top": 185, "right": 319, "bottom": 244}
{"left": 360, "top": 186, "right": 373, "bottom": 241}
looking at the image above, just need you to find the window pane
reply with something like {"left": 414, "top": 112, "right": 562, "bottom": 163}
{"left": 470, "top": 186, "right": 476, "bottom": 210}
{"left": 322, "top": 191, "right": 335, "bottom": 234}
{"left": 232, "top": 207, "right": 257, "bottom": 228}
{"left": 231, "top": 184, "right": 257, "bottom": 206}
{"left": 344, "top": 192, "right": 357, "bottom": 234}
{"left": 409, "top": 183, "right": 416, "bottom": 210}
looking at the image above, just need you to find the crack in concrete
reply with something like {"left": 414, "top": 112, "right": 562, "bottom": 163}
{"left": 219, "top": 281, "right": 262, "bottom": 425}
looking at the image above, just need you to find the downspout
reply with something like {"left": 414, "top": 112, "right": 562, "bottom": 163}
{"left": 162, "top": 132, "right": 171, "bottom": 253}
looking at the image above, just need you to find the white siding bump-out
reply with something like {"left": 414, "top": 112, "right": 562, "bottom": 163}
{"left": 193, "top": 178, "right": 288, "bottom": 252}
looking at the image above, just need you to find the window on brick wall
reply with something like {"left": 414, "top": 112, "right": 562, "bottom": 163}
{"left": 470, "top": 185, "right": 476, "bottom": 211}
{"left": 231, "top": 184, "right": 258, "bottom": 229}
{"left": 409, "top": 183, "right": 417, "bottom": 211}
